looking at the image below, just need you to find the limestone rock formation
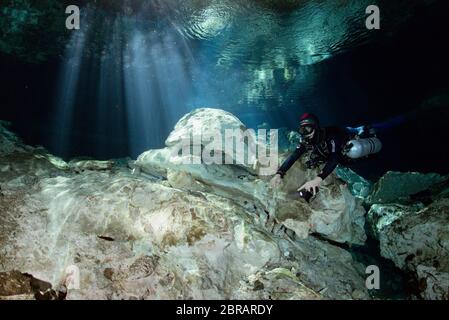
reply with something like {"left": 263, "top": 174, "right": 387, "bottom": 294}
{"left": 335, "top": 166, "right": 373, "bottom": 199}
{"left": 367, "top": 177, "right": 449, "bottom": 299}
{"left": 0, "top": 271, "right": 35, "bottom": 300}
{"left": 367, "top": 171, "right": 447, "bottom": 205}
{"left": 0, "top": 271, "right": 65, "bottom": 300}
{"left": 0, "top": 111, "right": 371, "bottom": 300}
{"left": 135, "top": 108, "right": 367, "bottom": 245}
{"left": 334, "top": 154, "right": 449, "bottom": 300}
{"left": 6, "top": 108, "right": 448, "bottom": 300}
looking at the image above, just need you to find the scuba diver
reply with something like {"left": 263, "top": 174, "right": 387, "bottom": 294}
{"left": 270, "top": 113, "right": 383, "bottom": 201}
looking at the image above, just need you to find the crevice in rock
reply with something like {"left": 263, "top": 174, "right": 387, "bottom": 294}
{"left": 349, "top": 227, "right": 414, "bottom": 300}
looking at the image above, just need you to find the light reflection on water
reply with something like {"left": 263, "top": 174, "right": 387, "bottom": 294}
{"left": 47, "top": 0, "right": 439, "bottom": 157}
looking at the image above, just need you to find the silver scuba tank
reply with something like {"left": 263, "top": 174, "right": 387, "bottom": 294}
{"left": 345, "top": 137, "right": 382, "bottom": 159}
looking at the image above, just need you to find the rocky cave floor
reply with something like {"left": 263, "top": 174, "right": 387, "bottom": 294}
{"left": 0, "top": 108, "right": 448, "bottom": 300}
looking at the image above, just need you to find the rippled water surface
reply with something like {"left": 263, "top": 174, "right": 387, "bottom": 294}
{"left": 1, "top": 0, "right": 448, "bottom": 170}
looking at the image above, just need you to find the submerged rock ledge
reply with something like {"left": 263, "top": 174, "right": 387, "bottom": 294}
{"left": 0, "top": 109, "right": 448, "bottom": 300}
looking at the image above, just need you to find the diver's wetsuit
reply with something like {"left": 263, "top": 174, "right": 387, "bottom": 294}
{"left": 277, "top": 126, "right": 351, "bottom": 180}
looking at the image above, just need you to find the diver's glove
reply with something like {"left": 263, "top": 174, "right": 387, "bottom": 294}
{"left": 298, "top": 177, "right": 323, "bottom": 196}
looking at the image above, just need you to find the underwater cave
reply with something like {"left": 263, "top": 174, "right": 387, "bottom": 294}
{"left": 0, "top": 0, "right": 449, "bottom": 304}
